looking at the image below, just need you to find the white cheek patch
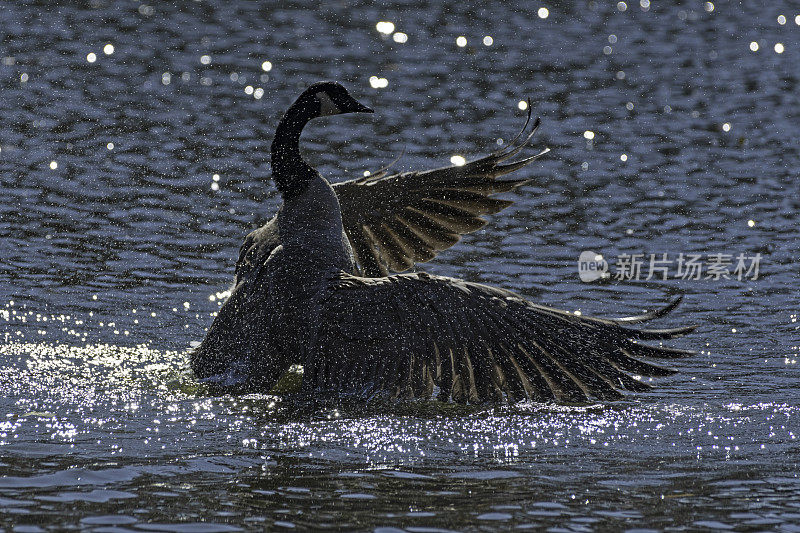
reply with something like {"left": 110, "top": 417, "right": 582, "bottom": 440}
{"left": 316, "top": 91, "right": 341, "bottom": 116}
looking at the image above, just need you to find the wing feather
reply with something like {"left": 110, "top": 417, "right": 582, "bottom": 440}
{"left": 383, "top": 219, "right": 436, "bottom": 263}
{"left": 396, "top": 211, "right": 461, "bottom": 250}
{"left": 307, "top": 272, "right": 695, "bottom": 404}
{"left": 334, "top": 116, "right": 547, "bottom": 276}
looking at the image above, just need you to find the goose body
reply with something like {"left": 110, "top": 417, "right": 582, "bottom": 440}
{"left": 191, "top": 81, "right": 696, "bottom": 403}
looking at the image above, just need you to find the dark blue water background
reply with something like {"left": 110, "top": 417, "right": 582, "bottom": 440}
{"left": 1, "top": 1, "right": 799, "bottom": 531}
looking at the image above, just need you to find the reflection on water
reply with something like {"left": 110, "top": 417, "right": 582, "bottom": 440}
{"left": 1, "top": 0, "right": 800, "bottom": 530}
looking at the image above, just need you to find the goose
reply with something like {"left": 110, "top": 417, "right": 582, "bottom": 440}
{"left": 191, "top": 81, "right": 696, "bottom": 404}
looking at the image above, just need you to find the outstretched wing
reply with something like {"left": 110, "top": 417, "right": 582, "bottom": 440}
{"left": 333, "top": 114, "right": 549, "bottom": 277}
{"left": 306, "top": 272, "right": 696, "bottom": 404}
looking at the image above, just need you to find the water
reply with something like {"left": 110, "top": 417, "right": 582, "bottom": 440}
{"left": 1, "top": 0, "right": 799, "bottom": 530}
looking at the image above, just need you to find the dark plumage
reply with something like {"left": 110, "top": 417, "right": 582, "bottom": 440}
{"left": 191, "top": 81, "right": 696, "bottom": 404}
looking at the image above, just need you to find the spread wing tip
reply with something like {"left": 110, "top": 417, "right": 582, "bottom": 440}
{"left": 611, "top": 296, "right": 685, "bottom": 324}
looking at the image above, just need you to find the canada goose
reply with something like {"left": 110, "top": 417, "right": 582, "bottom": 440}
{"left": 191, "top": 81, "right": 696, "bottom": 403}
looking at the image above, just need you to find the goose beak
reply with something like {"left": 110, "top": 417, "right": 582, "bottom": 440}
{"left": 344, "top": 99, "right": 374, "bottom": 114}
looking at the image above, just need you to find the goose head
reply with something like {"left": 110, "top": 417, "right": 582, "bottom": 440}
{"left": 271, "top": 81, "right": 372, "bottom": 198}
{"left": 297, "top": 81, "right": 374, "bottom": 120}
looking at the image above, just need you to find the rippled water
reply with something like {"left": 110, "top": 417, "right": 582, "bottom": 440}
{"left": 2, "top": 1, "right": 799, "bottom": 531}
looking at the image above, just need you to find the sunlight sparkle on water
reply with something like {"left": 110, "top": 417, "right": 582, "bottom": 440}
{"left": 261, "top": 61, "right": 272, "bottom": 71}
{"left": 483, "top": 36, "right": 493, "bottom": 46}
{"left": 617, "top": 2, "right": 627, "bottom": 12}
{"left": 86, "top": 53, "right": 96, "bottom": 63}
{"left": 49, "top": 161, "right": 58, "bottom": 170}
{"left": 537, "top": 7, "right": 549, "bottom": 19}
{"left": 450, "top": 155, "right": 466, "bottom": 166}
{"left": 393, "top": 32, "right": 408, "bottom": 43}
{"left": 704, "top": 2, "right": 714, "bottom": 12}
{"left": 778, "top": 15, "right": 786, "bottom": 25}
{"left": 774, "top": 43, "right": 785, "bottom": 54}
{"left": 369, "top": 76, "right": 388, "bottom": 89}
{"left": 103, "top": 44, "right": 114, "bottom": 55}
{"left": 517, "top": 100, "right": 528, "bottom": 110}
{"left": 750, "top": 41, "right": 759, "bottom": 52}
{"left": 107, "top": 142, "right": 114, "bottom": 150}
{"left": 375, "top": 21, "right": 395, "bottom": 35}
{"left": 722, "top": 122, "right": 731, "bottom": 132}
{"left": 456, "top": 36, "right": 467, "bottom": 47}
{"left": 583, "top": 130, "right": 595, "bottom": 140}
{"left": 200, "top": 55, "right": 211, "bottom": 65}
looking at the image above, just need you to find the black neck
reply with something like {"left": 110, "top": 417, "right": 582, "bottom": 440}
{"left": 270, "top": 98, "right": 317, "bottom": 199}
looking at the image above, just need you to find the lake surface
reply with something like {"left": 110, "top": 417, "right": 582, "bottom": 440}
{"left": 1, "top": 1, "right": 799, "bottom": 531}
